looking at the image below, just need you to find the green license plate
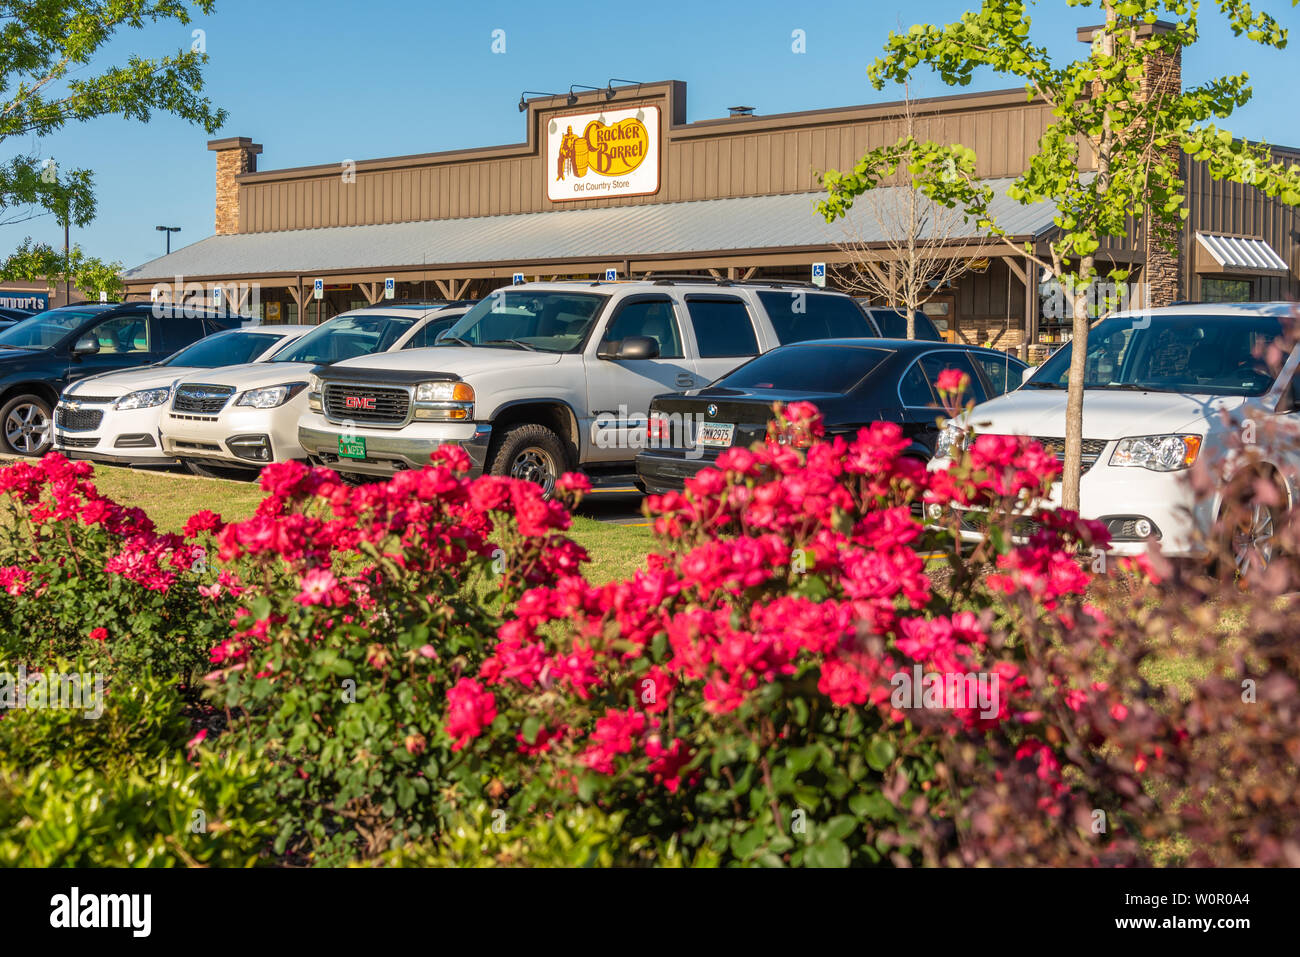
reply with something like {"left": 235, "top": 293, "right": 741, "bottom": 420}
{"left": 338, "top": 436, "right": 366, "bottom": 459}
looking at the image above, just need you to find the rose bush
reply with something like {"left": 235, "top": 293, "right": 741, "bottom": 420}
{"left": 0, "top": 390, "right": 1296, "bottom": 866}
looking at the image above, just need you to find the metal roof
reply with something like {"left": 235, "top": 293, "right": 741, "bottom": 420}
{"left": 1195, "top": 232, "right": 1289, "bottom": 274}
{"left": 124, "top": 178, "right": 1059, "bottom": 282}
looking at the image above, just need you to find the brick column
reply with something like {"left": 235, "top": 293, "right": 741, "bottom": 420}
{"left": 1139, "top": 44, "right": 1183, "bottom": 306}
{"left": 207, "top": 137, "right": 263, "bottom": 235}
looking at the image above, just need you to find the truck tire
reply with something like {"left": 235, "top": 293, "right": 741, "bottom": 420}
{"left": 488, "top": 423, "right": 569, "bottom": 498}
{"left": 0, "top": 394, "right": 53, "bottom": 457}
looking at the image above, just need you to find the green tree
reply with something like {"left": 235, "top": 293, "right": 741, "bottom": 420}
{"left": 819, "top": 0, "right": 1300, "bottom": 509}
{"left": 0, "top": 1, "right": 226, "bottom": 292}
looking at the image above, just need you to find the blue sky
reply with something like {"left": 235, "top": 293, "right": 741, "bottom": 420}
{"left": 10, "top": 0, "right": 1300, "bottom": 269}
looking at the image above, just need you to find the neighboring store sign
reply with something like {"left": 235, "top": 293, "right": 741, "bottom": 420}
{"left": 100, "top": 291, "right": 108, "bottom": 303}
{"left": 384, "top": 278, "right": 395, "bottom": 300}
{"left": 313, "top": 279, "right": 324, "bottom": 300}
{"left": 0, "top": 291, "right": 48, "bottom": 311}
{"left": 811, "top": 262, "right": 826, "bottom": 289}
{"left": 266, "top": 302, "right": 282, "bottom": 322}
{"left": 547, "top": 105, "right": 660, "bottom": 203}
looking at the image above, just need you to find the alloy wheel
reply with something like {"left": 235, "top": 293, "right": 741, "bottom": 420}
{"left": 5, "top": 402, "right": 51, "bottom": 456}
{"left": 509, "top": 446, "right": 558, "bottom": 496}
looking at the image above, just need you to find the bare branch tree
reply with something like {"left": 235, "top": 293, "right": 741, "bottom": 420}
{"left": 829, "top": 84, "right": 992, "bottom": 339}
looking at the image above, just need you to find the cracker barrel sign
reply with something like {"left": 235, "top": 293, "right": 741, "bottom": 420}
{"left": 547, "top": 105, "right": 660, "bottom": 202}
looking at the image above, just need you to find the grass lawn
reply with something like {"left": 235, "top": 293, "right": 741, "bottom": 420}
{"left": 75, "top": 463, "right": 656, "bottom": 584}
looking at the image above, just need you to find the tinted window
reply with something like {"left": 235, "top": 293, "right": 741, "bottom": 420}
{"left": 161, "top": 330, "right": 285, "bottom": 367}
{"left": 86, "top": 315, "right": 150, "bottom": 354}
{"left": 442, "top": 290, "right": 606, "bottom": 353}
{"left": 902, "top": 351, "right": 988, "bottom": 407}
{"left": 868, "top": 308, "right": 942, "bottom": 341}
{"left": 402, "top": 316, "right": 460, "bottom": 349}
{"left": 0, "top": 310, "right": 99, "bottom": 349}
{"left": 602, "top": 299, "right": 684, "bottom": 359}
{"left": 758, "top": 292, "right": 875, "bottom": 345}
{"left": 156, "top": 317, "right": 206, "bottom": 354}
{"left": 974, "top": 352, "right": 1026, "bottom": 395}
{"left": 684, "top": 297, "right": 760, "bottom": 358}
{"left": 721, "top": 345, "right": 890, "bottom": 393}
{"left": 272, "top": 315, "right": 415, "bottom": 364}
{"left": 1032, "top": 314, "right": 1283, "bottom": 396}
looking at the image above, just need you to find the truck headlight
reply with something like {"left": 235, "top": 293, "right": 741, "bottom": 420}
{"left": 1109, "top": 434, "right": 1202, "bottom": 472}
{"left": 413, "top": 381, "right": 474, "bottom": 421}
{"left": 308, "top": 373, "right": 323, "bottom": 393}
{"left": 114, "top": 388, "right": 171, "bottom": 410}
{"left": 415, "top": 381, "right": 474, "bottom": 403}
{"left": 236, "top": 383, "right": 306, "bottom": 409}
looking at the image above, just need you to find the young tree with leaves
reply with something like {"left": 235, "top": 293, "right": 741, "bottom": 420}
{"left": 819, "top": 0, "right": 1300, "bottom": 510}
{"left": 0, "top": 1, "right": 226, "bottom": 295}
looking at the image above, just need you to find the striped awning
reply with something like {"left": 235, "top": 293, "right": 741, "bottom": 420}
{"left": 1194, "top": 232, "right": 1289, "bottom": 275}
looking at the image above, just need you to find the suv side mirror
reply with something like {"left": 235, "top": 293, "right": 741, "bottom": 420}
{"left": 71, "top": 335, "right": 100, "bottom": 356}
{"left": 598, "top": 335, "right": 660, "bottom": 361}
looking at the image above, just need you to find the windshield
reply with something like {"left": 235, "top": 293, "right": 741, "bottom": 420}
{"left": 271, "top": 315, "right": 416, "bottom": 364}
{"left": 160, "top": 330, "right": 287, "bottom": 368}
{"left": 1030, "top": 314, "right": 1285, "bottom": 397}
{"left": 0, "top": 310, "right": 98, "bottom": 350}
{"left": 438, "top": 290, "right": 607, "bottom": 353}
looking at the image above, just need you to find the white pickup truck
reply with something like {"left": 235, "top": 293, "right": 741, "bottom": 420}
{"left": 297, "top": 279, "right": 883, "bottom": 492}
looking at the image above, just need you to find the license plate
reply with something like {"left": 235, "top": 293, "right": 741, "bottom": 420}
{"left": 697, "top": 422, "right": 735, "bottom": 448}
{"left": 338, "top": 436, "right": 366, "bottom": 459}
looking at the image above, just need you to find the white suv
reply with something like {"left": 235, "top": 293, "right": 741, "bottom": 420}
{"left": 932, "top": 302, "right": 1300, "bottom": 569}
{"left": 160, "top": 303, "right": 472, "bottom": 477}
{"left": 297, "top": 279, "right": 883, "bottom": 491}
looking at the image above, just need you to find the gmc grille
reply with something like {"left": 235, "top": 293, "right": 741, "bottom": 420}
{"left": 323, "top": 384, "right": 410, "bottom": 425}
{"left": 174, "top": 384, "right": 235, "bottom": 415}
{"left": 55, "top": 407, "right": 103, "bottom": 431}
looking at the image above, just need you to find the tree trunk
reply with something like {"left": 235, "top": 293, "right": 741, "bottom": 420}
{"left": 1062, "top": 263, "right": 1093, "bottom": 511}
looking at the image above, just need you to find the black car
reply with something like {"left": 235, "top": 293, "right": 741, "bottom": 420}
{"left": 636, "top": 338, "right": 1028, "bottom": 493}
{"left": 0, "top": 303, "right": 238, "bottom": 456}
{"left": 856, "top": 303, "right": 945, "bottom": 341}
{"left": 0, "top": 307, "right": 35, "bottom": 330}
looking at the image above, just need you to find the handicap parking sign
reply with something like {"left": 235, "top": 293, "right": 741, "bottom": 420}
{"left": 512, "top": 272, "right": 525, "bottom": 285}
{"left": 605, "top": 268, "right": 618, "bottom": 281}
{"left": 811, "top": 262, "right": 826, "bottom": 288}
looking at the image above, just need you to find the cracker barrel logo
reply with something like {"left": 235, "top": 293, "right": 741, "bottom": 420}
{"left": 547, "top": 106, "right": 660, "bottom": 202}
{"left": 556, "top": 117, "right": 649, "bottom": 180}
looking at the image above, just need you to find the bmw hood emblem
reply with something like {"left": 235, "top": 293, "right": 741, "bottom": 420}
{"left": 707, "top": 404, "right": 718, "bottom": 417}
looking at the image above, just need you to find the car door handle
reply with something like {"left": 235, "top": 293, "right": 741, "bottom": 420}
{"left": 675, "top": 373, "right": 694, "bottom": 387}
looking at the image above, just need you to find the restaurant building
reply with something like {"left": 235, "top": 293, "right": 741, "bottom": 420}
{"left": 121, "top": 41, "right": 1300, "bottom": 353}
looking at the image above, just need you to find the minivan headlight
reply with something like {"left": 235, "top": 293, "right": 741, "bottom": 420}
{"left": 1109, "top": 434, "right": 1202, "bottom": 472}
{"left": 236, "top": 383, "right": 305, "bottom": 409}
{"left": 114, "top": 388, "right": 171, "bottom": 410}
{"left": 934, "top": 422, "right": 965, "bottom": 459}
{"left": 415, "top": 381, "right": 474, "bottom": 403}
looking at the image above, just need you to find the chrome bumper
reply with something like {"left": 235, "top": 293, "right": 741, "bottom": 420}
{"left": 298, "top": 422, "right": 493, "bottom": 476}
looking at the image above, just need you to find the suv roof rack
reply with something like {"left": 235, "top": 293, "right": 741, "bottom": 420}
{"left": 640, "top": 274, "right": 822, "bottom": 290}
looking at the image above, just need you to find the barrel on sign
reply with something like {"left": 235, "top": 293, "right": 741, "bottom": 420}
{"left": 573, "top": 137, "right": 589, "bottom": 177}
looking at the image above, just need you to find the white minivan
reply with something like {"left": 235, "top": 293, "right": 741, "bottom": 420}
{"left": 932, "top": 302, "right": 1300, "bottom": 572}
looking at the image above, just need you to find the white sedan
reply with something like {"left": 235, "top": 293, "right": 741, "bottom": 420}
{"left": 932, "top": 302, "right": 1300, "bottom": 572}
{"left": 160, "top": 304, "right": 471, "bottom": 478}
{"left": 53, "top": 325, "right": 314, "bottom": 466}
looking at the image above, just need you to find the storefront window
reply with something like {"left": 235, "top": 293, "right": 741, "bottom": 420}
{"left": 1201, "top": 277, "right": 1253, "bottom": 302}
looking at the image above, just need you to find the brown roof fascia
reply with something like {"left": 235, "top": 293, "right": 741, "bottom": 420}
{"left": 234, "top": 83, "right": 1040, "bottom": 186}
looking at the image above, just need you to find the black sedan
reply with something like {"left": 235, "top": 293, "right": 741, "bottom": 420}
{"left": 636, "top": 338, "right": 1028, "bottom": 494}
